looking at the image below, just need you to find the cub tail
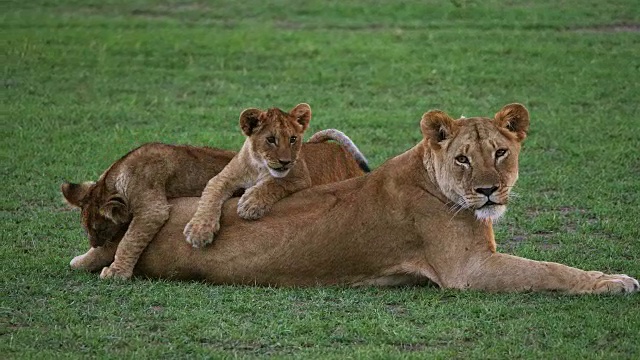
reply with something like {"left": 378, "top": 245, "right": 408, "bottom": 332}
{"left": 307, "top": 129, "right": 370, "bottom": 173}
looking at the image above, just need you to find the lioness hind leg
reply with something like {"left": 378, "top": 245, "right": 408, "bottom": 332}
{"left": 70, "top": 241, "right": 118, "bottom": 272}
{"left": 100, "top": 201, "right": 171, "bottom": 280}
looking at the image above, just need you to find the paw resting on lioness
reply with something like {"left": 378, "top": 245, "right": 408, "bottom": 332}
{"left": 237, "top": 190, "right": 270, "bottom": 220}
{"left": 183, "top": 217, "right": 220, "bottom": 248}
{"left": 100, "top": 265, "right": 133, "bottom": 280}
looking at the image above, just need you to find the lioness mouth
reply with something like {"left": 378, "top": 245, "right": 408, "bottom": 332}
{"left": 479, "top": 200, "right": 500, "bottom": 208}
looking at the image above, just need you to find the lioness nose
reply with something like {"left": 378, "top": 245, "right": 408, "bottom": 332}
{"left": 475, "top": 186, "right": 498, "bottom": 197}
{"left": 279, "top": 160, "right": 291, "bottom": 166}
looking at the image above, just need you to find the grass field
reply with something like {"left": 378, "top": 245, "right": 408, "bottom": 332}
{"left": 2, "top": 0, "right": 640, "bottom": 358}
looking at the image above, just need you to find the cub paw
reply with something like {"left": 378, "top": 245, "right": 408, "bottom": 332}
{"left": 592, "top": 274, "right": 639, "bottom": 294}
{"left": 70, "top": 251, "right": 108, "bottom": 272}
{"left": 183, "top": 218, "right": 219, "bottom": 248}
{"left": 99, "top": 265, "right": 132, "bottom": 280}
{"left": 237, "top": 195, "right": 269, "bottom": 220}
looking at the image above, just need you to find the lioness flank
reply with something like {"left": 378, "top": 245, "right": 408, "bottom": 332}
{"left": 69, "top": 103, "right": 638, "bottom": 294}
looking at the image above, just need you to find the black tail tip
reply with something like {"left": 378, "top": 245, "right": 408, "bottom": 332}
{"left": 359, "top": 161, "right": 371, "bottom": 173}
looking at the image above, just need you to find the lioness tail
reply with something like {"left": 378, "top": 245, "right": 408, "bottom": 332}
{"left": 307, "top": 129, "right": 370, "bottom": 173}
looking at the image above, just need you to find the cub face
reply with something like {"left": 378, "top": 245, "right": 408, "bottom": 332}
{"left": 239, "top": 103, "right": 311, "bottom": 178}
{"left": 420, "top": 103, "right": 530, "bottom": 221}
{"left": 61, "top": 182, "right": 130, "bottom": 247}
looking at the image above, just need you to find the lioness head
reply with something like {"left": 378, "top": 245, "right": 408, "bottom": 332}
{"left": 239, "top": 103, "right": 311, "bottom": 178}
{"left": 61, "top": 182, "right": 129, "bottom": 247}
{"left": 421, "top": 103, "right": 530, "bottom": 221}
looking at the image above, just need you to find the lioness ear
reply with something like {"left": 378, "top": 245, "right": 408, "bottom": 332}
{"left": 61, "top": 182, "right": 94, "bottom": 207}
{"left": 239, "top": 108, "right": 263, "bottom": 136}
{"left": 290, "top": 103, "right": 311, "bottom": 131}
{"left": 99, "top": 195, "right": 130, "bottom": 224}
{"left": 494, "top": 103, "right": 529, "bottom": 142}
{"left": 420, "top": 110, "right": 457, "bottom": 148}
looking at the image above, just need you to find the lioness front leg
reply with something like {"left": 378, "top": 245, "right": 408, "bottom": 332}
{"left": 237, "top": 178, "right": 307, "bottom": 220}
{"left": 461, "top": 253, "right": 639, "bottom": 294}
{"left": 100, "top": 201, "right": 170, "bottom": 280}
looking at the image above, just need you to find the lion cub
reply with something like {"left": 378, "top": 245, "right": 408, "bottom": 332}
{"left": 184, "top": 103, "right": 316, "bottom": 247}
{"left": 62, "top": 143, "right": 236, "bottom": 279}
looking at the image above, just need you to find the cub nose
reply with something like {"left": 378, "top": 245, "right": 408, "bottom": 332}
{"left": 475, "top": 186, "right": 499, "bottom": 197}
{"left": 279, "top": 160, "right": 291, "bottom": 166}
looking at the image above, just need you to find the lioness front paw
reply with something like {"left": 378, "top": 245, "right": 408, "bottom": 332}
{"left": 183, "top": 218, "right": 219, "bottom": 248}
{"left": 592, "top": 274, "right": 639, "bottom": 294}
{"left": 237, "top": 195, "right": 269, "bottom": 220}
{"left": 99, "top": 265, "right": 132, "bottom": 280}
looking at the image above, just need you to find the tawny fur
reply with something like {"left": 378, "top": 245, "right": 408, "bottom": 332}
{"left": 68, "top": 104, "right": 638, "bottom": 294}
{"left": 184, "top": 103, "right": 368, "bottom": 247}
{"left": 64, "top": 132, "right": 369, "bottom": 279}
{"left": 62, "top": 143, "right": 236, "bottom": 279}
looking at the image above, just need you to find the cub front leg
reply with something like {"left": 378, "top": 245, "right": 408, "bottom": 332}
{"left": 237, "top": 178, "right": 304, "bottom": 220}
{"left": 184, "top": 172, "right": 238, "bottom": 248}
{"left": 70, "top": 241, "right": 118, "bottom": 272}
{"left": 100, "top": 201, "right": 170, "bottom": 280}
{"left": 462, "top": 253, "right": 639, "bottom": 294}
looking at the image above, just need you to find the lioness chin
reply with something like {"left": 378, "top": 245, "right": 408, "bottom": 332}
{"left": 69, "top": 103, "right": 638, "bottom": 294}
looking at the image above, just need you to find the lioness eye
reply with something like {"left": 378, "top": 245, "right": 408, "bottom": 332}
{"left": 290, "top": 136, "right": 297, "bottom": 144}
{"left": 495, "top": 149, "right": 507, "bottom": 158}
{"left": 455, "top": 155, "right": 469, "bottom": 164}
{"left": 267, "top": 136, "right": 276, "bottom": 144}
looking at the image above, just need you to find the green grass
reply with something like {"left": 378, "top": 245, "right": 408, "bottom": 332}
{"left": 2, "top": 0, "right": 639, "bottom": 358}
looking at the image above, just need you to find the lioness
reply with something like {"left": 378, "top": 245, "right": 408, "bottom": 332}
{"left": 68, "top": 103, "right": 638, "bottom": 294}
{"left": 184, "top": 103, "right": 368, "bottom": 247}
{"left": 64, "top": 130, "right": 369, "bottom": 279}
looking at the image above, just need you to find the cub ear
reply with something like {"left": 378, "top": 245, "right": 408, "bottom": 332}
{"left": 290, "top": 103, "right": 311, "bottom": 132}
{"left": 494, "top": 103, "right": 529, "bottom": 142}
{"left": 99, "top": 195, "right": 130, "bottom": 224}
{"left": 239, "top": 108, "right": 264, "bottom": 136}
{"left": 420, "top": 110, "right": 457, "bottom": 148}
{"left": 61, "top": 182, "right": 94, "bottom": 207}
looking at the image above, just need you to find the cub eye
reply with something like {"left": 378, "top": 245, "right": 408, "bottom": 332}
{"left": 455, "top": 155, "right": 469, "bottom": 164}
{"left": 495, "top": 149, "right": 507, "bottom": 158}
{"left": 289, "top": 136, "right": 297, "bottom": 144}
{"left": 266, "top": 136, "right": 276, "bottom": 144}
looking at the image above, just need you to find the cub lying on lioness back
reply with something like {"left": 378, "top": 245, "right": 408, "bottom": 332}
{"left": 64, "top": 130, "right": 369, "bottom": 279}
{"left": 184, "top": 103, "right": 368, "bottom": 248}
{"left": 61, "top": 143, "right": 236, "bottom": 278}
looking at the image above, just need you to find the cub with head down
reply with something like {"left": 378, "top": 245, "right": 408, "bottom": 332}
{"left": 61, "top": 143, "right": 236, "bottom": 279}
{"left": 184, "top": 103, "right": 318, "bottom": 247}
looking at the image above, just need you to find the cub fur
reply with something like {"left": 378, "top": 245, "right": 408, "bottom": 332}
{"left": 62, "top": 143, "right": 236, "bottom": 278}
{"left": 64, "top": 128, "right": 369, "bottom": 278}
{"left": 184, "top": 103, "right": 367, "bottom": 247}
